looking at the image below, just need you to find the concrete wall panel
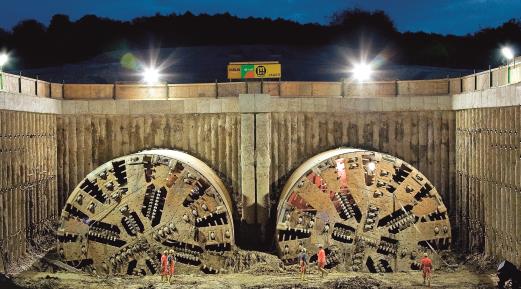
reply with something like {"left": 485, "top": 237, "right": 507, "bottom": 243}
{"left": 311, "top": 82, "right": 342, "bottom": 97}
{"left": 20, "top": 78, "right": 36, "bottom": 96}
{"left": 345, "top": 81, "right": 396, "bottom": 97}
{"left": 4, "top": 74, "right": 20, "bottom": 94}
{"left": 115, "top": 84, "right": 167, "bottom": 99}
{"left": 217, "top": 82, "right": 247, "bottom": 97}
{"left": 64, "top": 84, "right": 114, "bottom": 100}
{"left": 262, "top": 81, "right": 280, "bottom": 96}
{"left": 50, "top": 83, "right": 63, "bottom": 99}
{"left": 280, "top": 82, "right": 313, "bottom": 97}
{"left": 168, "top": 83, "right": 217, "bottom": 98}
{"left": 36, "top": 81, "right": 50, "bottom": 98}
{"left": 476, "top": 72, "right": 490, "bottom": 90}
{"left": 397, "top": 79, "right": 449, "bottom": 96}
{"left": 462, "top": 76, "right": 475, "bottom": 92}
{"left": 450, "top": 78, "right": 462, "bottom": 94}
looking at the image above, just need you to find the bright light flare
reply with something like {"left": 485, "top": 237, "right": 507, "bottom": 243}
{"left": 142, "top": 67, "right": 161, "bottom": 84}
{"left": 501, "top": 46, "right": 514, "bottom": 60}
{"left": 0, "top": 53, "right": 8, "bottom": 67}
{"left": 367, "top": 162, "right": 376, "bottom": 172}
{"left": 351, "top": 62, "right": 373, "bottom": 82}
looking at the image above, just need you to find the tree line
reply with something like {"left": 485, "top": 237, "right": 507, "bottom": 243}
{"left": 0, "top": 9, "right": 520, "bottom": 70}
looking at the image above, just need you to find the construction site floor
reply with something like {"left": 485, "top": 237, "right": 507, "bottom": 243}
{"left": 11, "top": 267, "right": 497, "bottom": 289}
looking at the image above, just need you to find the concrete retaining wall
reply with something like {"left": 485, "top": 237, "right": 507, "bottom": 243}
{"left": 456, "top": 107, "right": 521, "bottom": 267}
{"left": 1, "top": 58, "right": 521, "bottom": 270}
{"left": 0, "top": 110, "right": 58, "bottom": 272}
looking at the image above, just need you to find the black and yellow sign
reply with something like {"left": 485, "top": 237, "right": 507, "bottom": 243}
{"left": 227, "top": 62, "right": 281, "bottom": 80}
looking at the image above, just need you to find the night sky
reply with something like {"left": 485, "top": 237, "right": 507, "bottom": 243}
{"left": 1, "top": 0, "right": 520, "bottom": 35}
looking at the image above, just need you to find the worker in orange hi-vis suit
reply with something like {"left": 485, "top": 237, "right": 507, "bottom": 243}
{"left": 168, "top": 249, "right": 176, "bottom": 284}
{"left": 316, "top": 244, "right": 328, "bottom": 278}
{"left": 160, "top": 250, "right": 168, "bottom": 282}
{"left": 298, "top": 248, "right": 308, "bottom": 280}
{"left": 420, "top": 253, "right": 433, "bottom": 287}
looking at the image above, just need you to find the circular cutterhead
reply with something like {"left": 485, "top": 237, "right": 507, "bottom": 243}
{"left": 58, "top": 149, "right": 235, "bottom": 275}
{"left": 276, "top": 148, "right": 451, "bottom": 272}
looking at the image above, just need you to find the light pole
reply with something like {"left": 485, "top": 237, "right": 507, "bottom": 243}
{"left": 0, "top": 53, "right": 9, "bottom": 91}
{"left": 501, "top": 47, "right": 514, "bottom": 84}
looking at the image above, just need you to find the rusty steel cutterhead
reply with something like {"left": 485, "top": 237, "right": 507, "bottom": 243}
{"left": 57, "top": 149, "right": 235, "bottom": 275}
{"left": 276, "top": 148, "right": 451, "bottom": 272}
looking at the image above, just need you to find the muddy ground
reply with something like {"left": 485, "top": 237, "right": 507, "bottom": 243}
{"left": 4, "top": 251, "right": 499, "bottom": 289}
{"left": 10, "top": 269, "right": 497, "bottom": 289}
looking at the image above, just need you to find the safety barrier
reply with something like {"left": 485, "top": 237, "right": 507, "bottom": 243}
{"left": 1, "top": 57, "right": 520, "bottom": 99}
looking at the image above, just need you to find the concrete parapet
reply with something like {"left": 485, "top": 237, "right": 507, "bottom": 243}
{"left": 4, "top": 58, "right": 521, "bottom": 100}
{"left": 54, "top": 93, "right": 462, "bottom": 116}
{"left": 115, "top": 84, "right": 167, "bottom": 99}
{"left": 247, "top": 81, "right": 262, "bottom": 94}
{"left": 311, "top": 81, "right": 342, "bottom": 96}
{"left": 50, "top": 83, "right": 63, "bottom": 99}
{"left": 4, "top": 73, "right": 20, "bottom": 93}
{"left": 462, "top": 76, "right": 475, "bottom": 92}
{"left": 449, "top": 78, "right": 462, "bottom": 94}
{"left": 8, "top": 84, "right": 520, "bottom": 116}
{"left": 397, "top": 79, "right": 449, "bottom": 96}
{"left": 168, "top": 83, "right": 217, "bottom": 98}
{"left": 217, "top": 82, "right": 247, "bottom": 97}
{"left": 511, "top": 64, "right": 521, "bottom": 83}
{"left": 20, "top": 77, "right": 36, "bottom": 95}
{"left": 453, "top": 82, "right": 521, "bottom": 110}
{"left": 36, "top": 80, "right": 50, "bottom": 97}
{"left": 261, "top": 81, "right": 280, "bottom": 96}
{"left": 280, "top": 81, "right": 312, "bottom": 97}
{"left": 345, "top": 81, "right": 396, "bottom": 97}
{"left": 64, "top": 84, "right": 114, "bottom": 99}
{"left": 0, "top": 91, "right": 62, "bottom": 114}
{"left": 476, "top": 72, "right": 490, "bottom": 90}
{"left": 496, "top": 66, "right": 508, "bottom": 86}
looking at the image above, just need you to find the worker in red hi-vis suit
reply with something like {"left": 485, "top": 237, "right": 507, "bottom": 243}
{"left": 316, "top": 244, "right": 328, "bottom": 278}
{"left": 160, "top": 250, "right": 168, "bottom": 282}
{"left": 420, "top": 253, "right": 433, "bottom": 287}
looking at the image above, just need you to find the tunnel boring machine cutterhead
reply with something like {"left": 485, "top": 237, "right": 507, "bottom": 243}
{"left": 57, "top": 147, "right": 452, "bottom": 275}
{"left": 57, "top": 149, "right": 235, "bottom": 275}
{"left": 275, "top": 148, "right": 451, "bottom": 272}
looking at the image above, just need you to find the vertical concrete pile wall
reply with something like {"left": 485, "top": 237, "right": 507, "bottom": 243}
{"left": 0, "top": 110, "right": 58, "bottom": 272}
{"left": 56, "top": 113, "right": 242, "bottom": 215}
{"left": 456, "top": 106, "right": 521, "bottom": 267}
{"left": 268, "top": 111, "right": 456, "bottom": 221}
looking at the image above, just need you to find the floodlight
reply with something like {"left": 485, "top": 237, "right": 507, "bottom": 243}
{"left": 0, "top": 53, "right": 8, "bottom": 68}
{"left": 142, "top": 66, "right": 161, "bottom": 84}
{"left": 352, "top": 62, "right": 373, "bottom": 82}
{"left": 367, "top": 162, "right": 376, "bottom": 172}
{"left": 501, "top": 46, "right": 514, "bottom": 61}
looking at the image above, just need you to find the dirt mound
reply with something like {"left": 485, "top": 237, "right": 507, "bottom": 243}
{"left": 231, "top": 250, "right": 285, "bottom": 274}
{"left": 0, "top": 273, "right": 27, "bottom": 289}
{"left": 4, "top": 220, "right": 58, "bottom": 276}
{"left": 137, "top": 282, "right": 156, "bottom": 289}
{"left": 462, "top": 253, "right": 497, "bottom": 273}
{"left": 326, "top": 276, "right": 382, "bottom": 289}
